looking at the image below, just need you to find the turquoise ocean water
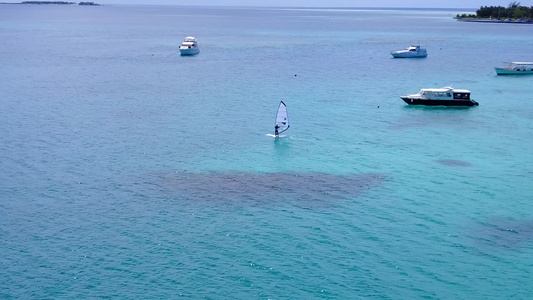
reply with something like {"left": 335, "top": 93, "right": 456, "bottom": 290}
{"left": 1, "top": 4, "right": 533, "bottom": 299}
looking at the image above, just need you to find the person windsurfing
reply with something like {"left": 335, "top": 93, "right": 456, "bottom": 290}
{"left": 273, "top": 101, "right": 289, "bottom": 138}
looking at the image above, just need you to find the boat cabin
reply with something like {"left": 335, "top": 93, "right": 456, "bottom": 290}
{"left": 506, "top": 62, "right": 533, "bottom": 71}
{"left": 453, "top": 92, "right": 470, "bottom": 100}
{"left": 418, "top": 90, "right": 452, "bottom": 99}
{"left": 180, "top": 41, "right": 196, "bottom": 49}
{"left": 415, "top": 87, "right": 470, "bottom": 100}
{"left": 180, "top": 37, "right": 198, "bottom": 47}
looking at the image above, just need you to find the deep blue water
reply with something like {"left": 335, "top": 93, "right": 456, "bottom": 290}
{"left": 1, "top": 4, "right": 533, "bottom": 299}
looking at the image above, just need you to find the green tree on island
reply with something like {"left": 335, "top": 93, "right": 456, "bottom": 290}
{"left": 457, "top": 2, "right": 533, "bottom": 19}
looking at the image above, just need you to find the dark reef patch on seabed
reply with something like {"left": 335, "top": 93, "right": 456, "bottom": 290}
{"left": 436, "top": 159, "right": 472, "bottom": 167}
{"left": 467, "top": 217, "right": 533, "bottom": 250}
{"left": 157, "top": 172, "right": 387, "bottom": 205}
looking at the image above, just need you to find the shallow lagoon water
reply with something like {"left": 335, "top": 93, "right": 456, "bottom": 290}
{"left": 1, "top": 4, "right": 533, "bottom": 299}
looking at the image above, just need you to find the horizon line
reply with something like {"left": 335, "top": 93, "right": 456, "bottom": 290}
{"left": 0, "top": 2, "right": 478, "bottom": 10}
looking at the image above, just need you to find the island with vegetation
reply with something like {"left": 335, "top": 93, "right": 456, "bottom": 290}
{"left": 456, "top": 2, "right": 533, "bottom": 23}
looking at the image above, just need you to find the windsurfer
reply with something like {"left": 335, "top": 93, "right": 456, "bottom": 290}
{"left": 274, "top": 124, "right": 279, "bottom": 137}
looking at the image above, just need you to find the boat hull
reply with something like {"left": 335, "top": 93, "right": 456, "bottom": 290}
{"left": 495, "top": 67, "right": 533, "bottom": 75}
{"left": 401, "top": 97, "right": 479, "bottom": 106}
{"left": 180, "top": 48, "right": 200, "bottom": 56}
{"left": 391, "top": 53, "right": 427, "bottom": 58}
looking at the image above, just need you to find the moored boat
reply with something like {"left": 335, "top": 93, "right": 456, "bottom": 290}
{"left": 179, "top": 36, "right": 199, "bottom": 56}
{"left": 495, "top": 62, "right": 533, "bottom": 75}
{"left": 391, "top": 45, "right": 427, "bottom": 58}
{"left": 400, "top": 86, "right": 479, "bottom": 106}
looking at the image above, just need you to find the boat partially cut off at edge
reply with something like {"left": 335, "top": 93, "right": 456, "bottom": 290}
{"left": 400, "top": 86, "right": 479, "bottom": 107}
{"left": 495, "top": 62, "right": 533, "bottom": 75}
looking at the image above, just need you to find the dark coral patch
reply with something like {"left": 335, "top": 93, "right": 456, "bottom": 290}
{"left": 159, "top": 172, "right": 386, "bottom": 203}
{"left": 437, "top": 159, "right": 472, "bottom": 167}
{"left": 468, "top": 217, "right": 533, "bottom": 250}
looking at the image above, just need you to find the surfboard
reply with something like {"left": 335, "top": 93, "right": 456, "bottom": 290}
{"left": 267, "top": 133, "right": 286, "bottom": 138}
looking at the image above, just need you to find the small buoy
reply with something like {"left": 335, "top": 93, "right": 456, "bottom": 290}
{"left": 294, "top": 74, "right": 297, "bottom": 77}
{"left": 377, "top": 105, "right": 380, "bottom": 108}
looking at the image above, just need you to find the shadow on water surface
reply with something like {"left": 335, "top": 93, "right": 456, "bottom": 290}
{"left": 402, "top": 105, "right": 478, "bottom": 112}
{"left": 391, "top": 105, "right": 479, "bottom": 129}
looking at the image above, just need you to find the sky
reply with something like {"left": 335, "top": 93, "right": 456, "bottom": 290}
{"left": 4, "top": 0, "right": 533, "bottom": 9}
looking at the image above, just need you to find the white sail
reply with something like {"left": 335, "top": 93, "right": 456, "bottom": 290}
{"left": 275, "top": 101, "right": 290, "bottom": 135}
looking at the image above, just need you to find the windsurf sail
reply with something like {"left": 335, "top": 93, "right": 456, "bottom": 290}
{"left": 275, "top": 101, "right": 290, "bottom": 135}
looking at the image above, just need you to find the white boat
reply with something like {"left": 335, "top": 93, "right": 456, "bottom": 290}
{"left": 400, "top": 86, "right": 479, "bottom": 107}
{"left": 179, "top": 36, "right": 199, "bottom": 56}
{"left": 391, "top": 45, "right": 427, "bottom": 58}
{"left": 274, "top": 101, "right": 289, "bottom": 137}
{"left": 495, "top": 62, "right": 533, "bottom": 75}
